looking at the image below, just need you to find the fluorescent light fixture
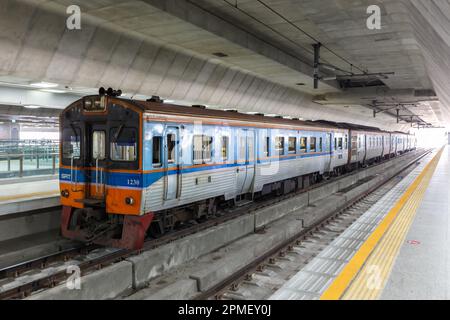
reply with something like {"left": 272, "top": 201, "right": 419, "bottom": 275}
{"left": 265, "top": 114, "right": 278, "bottom": 117}
{"left": 24, "top": 105, "right": 41, "bottom": 109}
{"left": 30, "top": 82, "right": 58, "bottom": 88}
{"left": 41, "top": 89, "right": 66, "bottom": 94}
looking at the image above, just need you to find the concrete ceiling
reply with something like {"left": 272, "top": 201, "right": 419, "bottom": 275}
{"left": 0, "top": 0, "right": 449, "bottom": 131}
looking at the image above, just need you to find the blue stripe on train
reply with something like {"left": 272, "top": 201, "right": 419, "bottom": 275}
{"left": 59, "top": 151, "right": 332, "bottom": 189}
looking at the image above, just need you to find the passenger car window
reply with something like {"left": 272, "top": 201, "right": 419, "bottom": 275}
{"left": 288, "top": 137, "right": 296, "bottom": 153}
{"left": 152, "top": 136, "right": 162, "bottom": 166}
{"left": 264, "top": 136, "right": 270, "bottom": 157}
{"left": 275, "top": 137, "right": 285, "bottom": 156}
{"left": 338, "top": 138, "right": 343, "bottom": 150}
{"left": 167, "top": 134, "right": 176, "bottom": 164}
{"left": 110, "top": 127, "right": 137, "bottom": 162}
{"left": 221, "top": 136, "right": 229, "bottom": 161}
{"left": 310, "top": 137, "right": 316, "bottom": 152}
{"left": 300, "top": 137, "right": 307, "bottom": 152}
{"left": 239, "top": 136, "right": 246, "bottom": 160}
{"left": 193, "top": 135, "right": 213, "bottom": 163}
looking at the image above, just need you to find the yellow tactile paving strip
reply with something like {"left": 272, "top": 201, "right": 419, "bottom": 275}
{"left": 320, "top": 148, "right": 443, "bottom": 300}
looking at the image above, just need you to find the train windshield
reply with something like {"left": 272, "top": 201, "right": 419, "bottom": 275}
{"left": 62, "top": 127, "right": 81, "bottom": 160}
{"left": 110, "top": 127, "right": 137, "bottom": 162}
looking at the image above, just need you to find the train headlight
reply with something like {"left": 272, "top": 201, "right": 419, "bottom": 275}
{"left": 83, "top": 96, "right": 106, "bottom": 112}
{"left": 125, "top": 197, "right": 135, "bottom": 205}
{"left": 61, "top": 190, "right": 70, "bottom": 198}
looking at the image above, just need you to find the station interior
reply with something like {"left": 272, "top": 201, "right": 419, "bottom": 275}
{"left": 0, "top": 0, "right": 450, "bottom": 302}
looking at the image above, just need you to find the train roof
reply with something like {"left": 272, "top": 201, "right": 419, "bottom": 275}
{"left": 132, "top": 99, "right": 409, "bottom": 134}
{"left": 129, "top": 98, "right": 344, "bottom": 131}
{"left": 71, "top": 95, "right": 409, "bottom": 134}
{"left": 307, "top": 120, "right": 385, "bottom": 133}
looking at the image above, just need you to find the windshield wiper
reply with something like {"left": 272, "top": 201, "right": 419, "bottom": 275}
{"left": 112, "top": 124, "right": 124, "bottom": 142}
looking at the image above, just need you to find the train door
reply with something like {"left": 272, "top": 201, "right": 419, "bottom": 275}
{"left": 236, "top": 129, "right": 256, "bottom": 195}
{"left": 326, "top": 132, "right": 333, "bottom": 171}
{"left": 350, "top": 132, "right": 358, "bottom": 162}
{"left": 87, "top": 124, "right": 107, "bottom": 200}
{"left": 163, "top": 126, "right": 180, "bottom": 200}
{"left": 362, "top": 134, "right": 367, "bottom": 163}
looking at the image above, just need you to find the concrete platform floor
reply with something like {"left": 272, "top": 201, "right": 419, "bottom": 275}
{"left": 0, "top": 177, "right": 59, "bottom": 216}
{"left": 379, "top": 146, "right": 450, "bottom": 299}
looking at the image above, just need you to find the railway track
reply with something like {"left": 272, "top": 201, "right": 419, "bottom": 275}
{"left": 0, "top": 150, "right": 429, "bottom": 300}
{"left": 193, "top": 151, "right": 429, "bottom": 300}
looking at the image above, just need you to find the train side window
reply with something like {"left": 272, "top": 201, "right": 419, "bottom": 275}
{"left": 167, "top": 134, "right": 176, "bottom": 164}
{"left": 338, "top": 138, "right": 343, "bottom": 150}
{"left": 110, "top": 127, "right": 137, "bottom": 162}
{"left": 152, "top": 136, "right": 162, "bottom": 166}
{"left": 275, "top": 137, "right": 285, "bottom": 156}
{"left": 193, "top": 135, "right": 213, "bottom": 164}
{"left": 310, "top": 137, "right": 316, "bottom": 152}
{"left": 344, "top": 136, "right": 348, "bottom": 149}
{"left": 300, "top": 137, "right": 307, "bottom": 152}
{"left": 263, "top": 136, "right": 270, "bottom": 157}
{"left": 221, "top": 136, "right": 229, "bottom": 161}
{"left": 288, "top": 137, "right": 296, "bottom": 154}
{"left": 63, "top": 127, "right": 81, "bottom": 160}
{"left": 239, "top": 135, "right": 246, "bottom": 160}
{"left": 248, "top": 134, "right": 255, "bottom": 162}
{"left": 92, "top": 131, "right": 106, "bottom": 160}
{"left": 193, "top": 135, "right": 203, "bottom": 163}
{"left": 319, "top": 137, "right": 323, "bottom": 152}
{"left": 334, "top": 137, "right": 337, "bottom": 151}
{"left": 203, "top": 136, "right": 213, "bottom": 162}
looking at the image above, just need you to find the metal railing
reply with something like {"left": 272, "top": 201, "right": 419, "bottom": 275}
{"left": 0, "top": 140, "right": 59, "bottom": 179}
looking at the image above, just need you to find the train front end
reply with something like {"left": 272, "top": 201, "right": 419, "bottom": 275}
{"left": 59, "top": 93, "right": 153, "bottom": 249}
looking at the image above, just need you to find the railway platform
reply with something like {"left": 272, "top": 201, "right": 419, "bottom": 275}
{"left": 270, "top": 146, "right": 448, "bottom": 300}
{"left": 0, "top": 176, "right": 59, "bottom": 216}
{"left": 0, "top": 176, "right": 62, "bottom": 268}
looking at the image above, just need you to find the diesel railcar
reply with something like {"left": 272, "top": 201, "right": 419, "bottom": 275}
{"left": 59, "top": 90, "right": 416, "bottom": 249}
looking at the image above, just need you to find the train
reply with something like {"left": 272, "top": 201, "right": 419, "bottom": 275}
{"left": 59, "top": 89, "right": 416, "bottom": 249}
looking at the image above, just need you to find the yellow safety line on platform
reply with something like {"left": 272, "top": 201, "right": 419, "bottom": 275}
{"left": 0, "top": 190, "right": 59, "bottom": 202}
{"left": 320, "top": 148, "right": 443, "bottom": 300}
